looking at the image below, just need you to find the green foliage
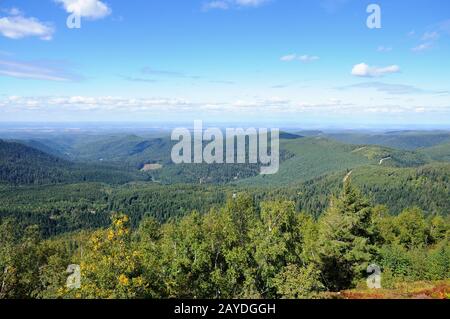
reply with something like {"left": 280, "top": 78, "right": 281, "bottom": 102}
{"left": 251, "top": 201, "right": 303, "bottom": 297}
{"left": 72, "top": 214, "right": 152, "bottom": 299}
{"left": 378, "top": 241, "right": 449, "bottom": 283}
{"left": 317, "top": 182, "right": 377, "bottom": 291}
{"left": 429, "top": 215, "right": 449, "bottom": 243}
{"left": 0, "top": 181, "right": 449, "bottom": 299}
{"left": 395, "top": 208, "right": 428, "bottom": 248}
{"left": 273, "top": 264, "right": 324, "bottom": 299}
{"left": 0, "top": 220, "right": 72, "bottom": 298}
{"left": 154, "top": 194, "right": 258, "bottom": 298}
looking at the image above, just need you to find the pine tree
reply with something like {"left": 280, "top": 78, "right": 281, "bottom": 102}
{"left": 317, "top": 181, "right": 377, "bottom": 291}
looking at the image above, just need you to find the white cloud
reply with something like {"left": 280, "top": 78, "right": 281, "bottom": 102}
{"left": 55, "top": 0, "right": 111, "bottom": 19}
{"left": 410, "top": 20, "right": 450, "bottom": 53}
{"left": 341, "top": 82, "right": 448, "bottom": 95}
{"left": 203, "top": 0, "right": 269, "bottom": 11}
{"left": 280, "top": 54, "right": 296, "bottom": 62}
{"left": 412, "top": 43, "right": 432, "bottom": 52}
{"left": 235, "top": 0, "right": 268, "bottom": 6}
{"left": 377, "top": 46, "right": 392, "bottom": 53}
{"left": 280, "top": 54, "right": 320, "bottom": 63}
{"left": 0, "top": 14, "right": 54, "bottom": 40}
{"left": 2, "top": 7, "right": 23, "bottom": 16}
{"left": 422, "top": 31, "right": 439, "bottom": 41}
{"left": 2, "top": 95, "right": 449, "bottom": 121}
{"left": 298, "top": 55, "right": 320, "bottom": 62}
{"left": 0, "top": 59, "right": 83, "bottom": 81}
{"left": 351, "top": 63, "right": 400, "bottom": 78}
{"left": 1, "top": 95, "right": 194, "bottom": 112}
{"left": 203, "top": 1, "right": 230, "bottom": 10}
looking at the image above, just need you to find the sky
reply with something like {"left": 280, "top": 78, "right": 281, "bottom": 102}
{"left": 0, "top": 0, "right": 449, "bottom": 128}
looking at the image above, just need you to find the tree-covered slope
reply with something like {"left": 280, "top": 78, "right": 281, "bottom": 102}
{"left": 238, "top": 137, "right": 428, "bottom": 186}
{"left": 5, "top": 131, "right": 441, "bottom": 186}
{"left": 68, "top": 135, "right": 172, "bottom": 165}
{"left": 327, "top": 131, "right": 450, "bottom": 150}
{"left": 285, "top": 163, "right": 450, "bottom": 217}
{"left": 0, "top": 139, "right": 74, "bottom": 185}
{"left": 1, "top": 162, "right": 449, "bottom": 237}
{"left": 0, "top": 140, "right": 148, "bottom": 185}
{"left": 418, "top": 141, "right": 450, "bottom": 162}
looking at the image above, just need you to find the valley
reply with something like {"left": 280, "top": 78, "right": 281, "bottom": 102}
{"left": 1, "top": 129, "right": 449, "bottom": 235}
{"left": 0, "top": 128, "right": 449, "bottom": 299}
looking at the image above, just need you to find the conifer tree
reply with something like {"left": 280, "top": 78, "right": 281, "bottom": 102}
{"left": 317, "top": 181, "right": 377, "bottom": 291}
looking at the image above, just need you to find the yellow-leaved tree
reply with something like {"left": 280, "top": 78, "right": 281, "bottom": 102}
{"left": 62, "top": 214, "right": 151, "bottom": 299}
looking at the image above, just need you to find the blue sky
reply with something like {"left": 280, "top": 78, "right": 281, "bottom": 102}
{"left": 0, "top": 0, "right": 449, "bottom": 127}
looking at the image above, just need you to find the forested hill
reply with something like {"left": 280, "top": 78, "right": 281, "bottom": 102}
{"left": 1, "top": 131, "right": 450, "bottom": 237}
{"left": 419, "top": 141, "right": 450, "bottom": 162}
{"left": 0, "top": 139, "right": 148, "bottom": 185}
{"left": 0, "top": 139, "right": 72, "bottom": 185}
{"left": 2, "top": 131, "right": 449, "bottom": 186}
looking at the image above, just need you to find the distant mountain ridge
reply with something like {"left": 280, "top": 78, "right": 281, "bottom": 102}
{"left": 2, "top": 130, "right": 450, "bottom": 186}
{"left": 327, "top": 131, "right": 450, "bottom": 150}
